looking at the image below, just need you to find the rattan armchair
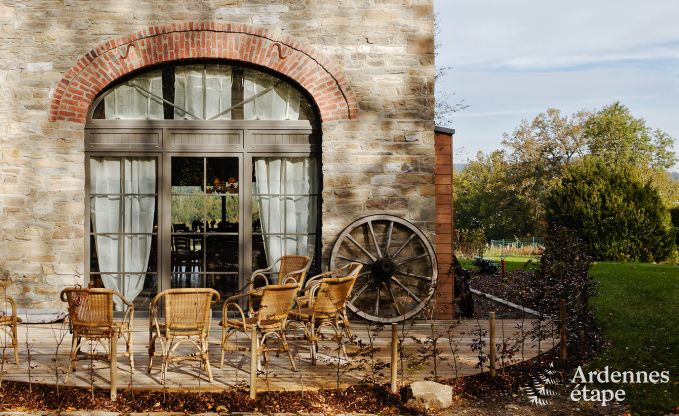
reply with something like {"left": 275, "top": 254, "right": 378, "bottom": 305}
{"left": 290, "top": 264, "right": 361, "bottom": 365}
{"left": 247, "top": 255, "right": 311, "bottom": 315}
{"left": 219, "top": 283, "right": 299, "bottom": 372}
{"left": 60, "top": 287, "right": 134, "bottom": 399}
{"left": 297, "top": 262, "right": 363, "bottom": 337}
{"left": 148, "top": 288, "right": 220, "bottom": 384}
{"left": 0, "top": 289, "right": 20, "bottom": 364}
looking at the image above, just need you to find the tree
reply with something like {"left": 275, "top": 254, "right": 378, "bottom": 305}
{"left": 585, "top": 102, "right": 676, "bottom": 170}
{"left": 502, "top": 108, "right": 591, "bottom": 225}
{"left": 545, "top": 157, "right": 676, "bottom": 262}
{"left": 454, "top": 150, "right": 539, "bottom": 239}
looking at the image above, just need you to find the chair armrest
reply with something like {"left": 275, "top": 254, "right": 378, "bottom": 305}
{"left": 222, "top": 292, "right": 250, "bottom": 311}
{"left": 223, "top": 301, "right": 247, "bottom": 329}
{"left": 281, "top": 266, "right": 311, "bottom": 285}
{"left": 1, "top": 295, "right": 17, "bottom": 318}
{"left": 302, "top": 271, "right": 335, "bottom": 290}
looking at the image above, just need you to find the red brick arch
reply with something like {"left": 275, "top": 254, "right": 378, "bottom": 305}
{"left": 49, "top": 22, "right": 358, "bottom": 123}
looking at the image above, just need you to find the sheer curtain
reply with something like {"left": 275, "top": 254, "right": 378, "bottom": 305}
{"left": 174, "top": 65, "right": 232, "bottom": 120}
{"left": 104, "top": 71, "right": 163, "bottom": 120}
{"left": 91, "top": 157, "right": 156, "bottom": 309}
{"left": 254, "top": 158, "right": 317, "bottom": 271}
{"left": 244, "top": 71, "right": 301, "bottom": 120}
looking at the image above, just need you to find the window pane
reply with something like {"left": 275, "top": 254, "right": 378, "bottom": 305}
{"left": 103, "top": 70, "right": 163, "bottom": 120}
{"left": 174, "top": 65, "right": 204, "bottom": 119}
{"left": 171, "top": 195, "right": 206, "bottom": 231}
{"left": 206, "top": 235, "right": 238, "bottom": 272}
{"left": 171, "top": 157, "right": 203, "bottom": 193}
{"left": 205, "top": 65, "right": 233, "bottom": 120}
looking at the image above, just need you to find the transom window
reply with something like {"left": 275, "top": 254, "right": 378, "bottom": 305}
{"left": 92, "top": 63, "right": 316, "bottom": 122}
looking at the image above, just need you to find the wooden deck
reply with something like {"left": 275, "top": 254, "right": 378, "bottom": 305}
{"left": 0, "top": 318, "right": 557, "bottom": 392}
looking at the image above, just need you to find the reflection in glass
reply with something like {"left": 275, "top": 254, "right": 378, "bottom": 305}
{"left": 171, "top": 157, "right": 203, "bottom": 193}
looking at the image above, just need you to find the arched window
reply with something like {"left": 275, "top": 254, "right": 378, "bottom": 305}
{"left": 86, "top": 61, "right": 321, "bottom": 310}
{"left": 91, "top": 64, "right": 316, "bottom": 122}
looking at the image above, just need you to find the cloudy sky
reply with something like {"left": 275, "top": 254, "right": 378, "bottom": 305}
{"left": 433, "top": 0, "right": 679, "bottom": 170}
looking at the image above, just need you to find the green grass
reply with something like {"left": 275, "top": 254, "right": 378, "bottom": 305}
{"left": 589, "top": 262, "right": 679, "bottom": 414}
{"left": 458, "top": 255, "right": 539, "bottom": 272}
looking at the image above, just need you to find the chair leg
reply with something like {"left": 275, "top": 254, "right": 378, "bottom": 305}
{"left": 220, "top": 327, "right": 226, "bottom": 369}
{"left": 147, "top": 332, "right": 155, "bottom": 374}
{"left": 203, "top": 338, "right": 213, "bottom": 383}
{"left": 65, "top": 334, "right": 79, "bottom": 382}
{"left": 280, "top": 331, "right": 298, "bottom": 372}
{"left": 310, "top": 324, "right": 317, "bottom": 366}
{"left": 11, "top": 321, "right": 18, "bottom": 364}
{"left": 125, "top": 332, "right": 134, "bottom": 372}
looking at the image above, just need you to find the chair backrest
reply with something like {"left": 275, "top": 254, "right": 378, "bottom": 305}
{"left": 257, "top": 283, "right": 299, "bottom": 324}
{"left": 154, "top": 288, "right": 220, "bottom": 331}
{"left": 312, "top": 275, "right": 357, "bottom": 315}
{"left": 60, "top": 287, "right": 114, "bottom": 328}
{"left": 278, "top": 255, "right": 311, "bottom": 284}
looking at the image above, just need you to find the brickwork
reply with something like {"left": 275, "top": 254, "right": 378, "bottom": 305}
{"left": 50, "top": 23, "right": 358, "bottom": 124}
{"left": 0, "top": 0, "right": 435, "bottom": 309}
{"left": 433, "top": 128, "right": 454, "bottom": 319}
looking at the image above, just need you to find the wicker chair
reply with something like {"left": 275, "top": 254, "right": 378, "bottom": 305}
{"left": 60, "top": 288, "right": 134, "bottom": 388}
{"left": 219, "top": 283, "right": 299, "bottom": 372}
{"left": 247, "top": 255, "right": 311, "bottom": 315}
{"left": 0, "top": 289, "right": 20, "bottom": 364}
{"left": 148, "top": 288, "right": 220, "bottom": 384}
{"left": 297, "top": 262, "right": 363, "bottom": 338}
{"left": 290, "top": 264, "right": 361, "bottom": 365}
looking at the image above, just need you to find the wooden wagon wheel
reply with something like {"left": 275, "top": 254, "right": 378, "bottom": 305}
{"left": 330, "top": 215, "right": 438, "bottom": 323}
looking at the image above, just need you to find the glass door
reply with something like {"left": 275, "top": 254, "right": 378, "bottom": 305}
{"left": 169, "top": 155, "right": 241, "bottom": 300}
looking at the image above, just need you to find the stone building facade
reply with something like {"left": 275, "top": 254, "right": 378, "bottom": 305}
{"left": 0, "top": 0, "right": 451, "bottom": 318}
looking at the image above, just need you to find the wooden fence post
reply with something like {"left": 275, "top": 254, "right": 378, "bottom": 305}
{"left": 489, "top": 311, "right": 496, "bottom": 377}
{"left": 110, "top": 331, "right": 117, "bottom": 401}
{"left": 390, "top": 323, "right": 398, "bottom": 393}
{"left": 250, "top": 325, "right": 257, "bottom": 399}
{"left": 560, "top": 299, "right": 567, "bottom": 360}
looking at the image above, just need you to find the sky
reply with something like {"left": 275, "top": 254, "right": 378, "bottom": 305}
{"left": 433, "top": 0, "right": 679, "bottom": 171}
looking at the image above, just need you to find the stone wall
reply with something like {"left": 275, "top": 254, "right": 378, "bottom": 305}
{"left": 0, "top": 0, "right": 435, "bottom": 309}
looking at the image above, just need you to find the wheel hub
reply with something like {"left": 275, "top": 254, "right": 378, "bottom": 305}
{"left": 372, "top": 257, "right": 396, "bottom": 282}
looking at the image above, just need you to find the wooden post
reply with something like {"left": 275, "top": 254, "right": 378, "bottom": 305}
{"left": 110, "top": 331, "right": 117, "bottom": 401}
{"left": 560, "top": 299, "right": 567, "bottom": 360}
{"left": 489, "top": 312, "right": 496, "bottom": 377}
{"left": 250, "top": 325, "right": 257, "bottom": 399}
{"left": 500, "top": 259, "right": 506, "bottom": 278}
{"left": 390, "top": 323, "right": 398, "bottom": 393}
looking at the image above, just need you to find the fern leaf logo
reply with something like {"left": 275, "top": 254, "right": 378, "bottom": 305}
{"left": 521, "top": 362, "right": 562, "bottom": 406}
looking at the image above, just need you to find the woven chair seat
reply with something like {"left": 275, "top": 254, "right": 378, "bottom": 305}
{"left": 220, "top": 317, "right": 284, "bottom": 331}
{"left": 289, "top": 308, "right": 334, "bottom": 321}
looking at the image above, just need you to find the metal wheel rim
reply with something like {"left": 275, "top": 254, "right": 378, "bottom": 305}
{"left": 330, "top": 214, "right": 438, "bottom": 323}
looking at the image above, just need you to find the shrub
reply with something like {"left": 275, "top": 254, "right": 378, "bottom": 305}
{"left": 454, "top": 228, "right": 486, "bottom": 257}
{"left": 545, "top": 157, "right": 676, "bottom": 262}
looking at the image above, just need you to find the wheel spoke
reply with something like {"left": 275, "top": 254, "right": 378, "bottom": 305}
{"left": 375, "top": 284, "right": 380, "bottom": 316}
{"left": 391, "top": 233, "right": 416, "bottom": 259}
{"left": 337, "top": 255, "right": 371, "bottom": 266}
{"left": 386, "top": 282, "right": 402, "bottom": 316}
{"left": 396, "top": 252, "right": 429, "bottom": 266}
{"left": 395, "top": 270, "right": 432, "bottom": 281}
{"left": 351, "top": 281, "right": 371, "bottom": 303}
{"left": 346, "top": 235, "right": 377, "bottom": 262}
{"left": 384, "top": 221, "right": 394, "bottom": 256}
{"left": 390, "top": 276, "right": 422, "bottom": 304}
{"left": 367, "top": 221, "right": 383, "bottom": 258}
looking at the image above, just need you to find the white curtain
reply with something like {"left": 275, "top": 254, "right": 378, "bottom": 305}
{"left": 174, "top": 65, "right": 233, "bottom": 120}
{"left": 91, "top": 157, "right": 156, "bottom": 310}
{"left": 104, "top": 71, "right": 163, "bottom": 120}
{"left": 254, "top": 158, "right": 317, "bottom": 272}
{"left": 244, "top": 71, "right": 301, "bottom": 120}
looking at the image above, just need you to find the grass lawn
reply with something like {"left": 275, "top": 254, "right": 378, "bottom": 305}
{"left": 458, "top": 255, "right": 539, "bottom": 272}
{"left": 589, "top": 262, "right": 679, "bottom": 414}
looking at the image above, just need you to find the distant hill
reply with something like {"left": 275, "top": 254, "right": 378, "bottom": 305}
{"left": 672, "top": 172, "right": 679, "bottom": 180}
{"left": 454, "top": 163, "right": 466, "bottom": 172}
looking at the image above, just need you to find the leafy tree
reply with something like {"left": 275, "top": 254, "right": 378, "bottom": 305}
{"left": 454, "top": 150, "right": 539, "bottom": 239}
{"left": 545, "top": 157, "right": 676, "bottom": 262}
{"left": 502, "top": 108, "right": 590, "bottom": 224}
{"left": 585, "top": 102, "right": 676, "bottom": 169}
